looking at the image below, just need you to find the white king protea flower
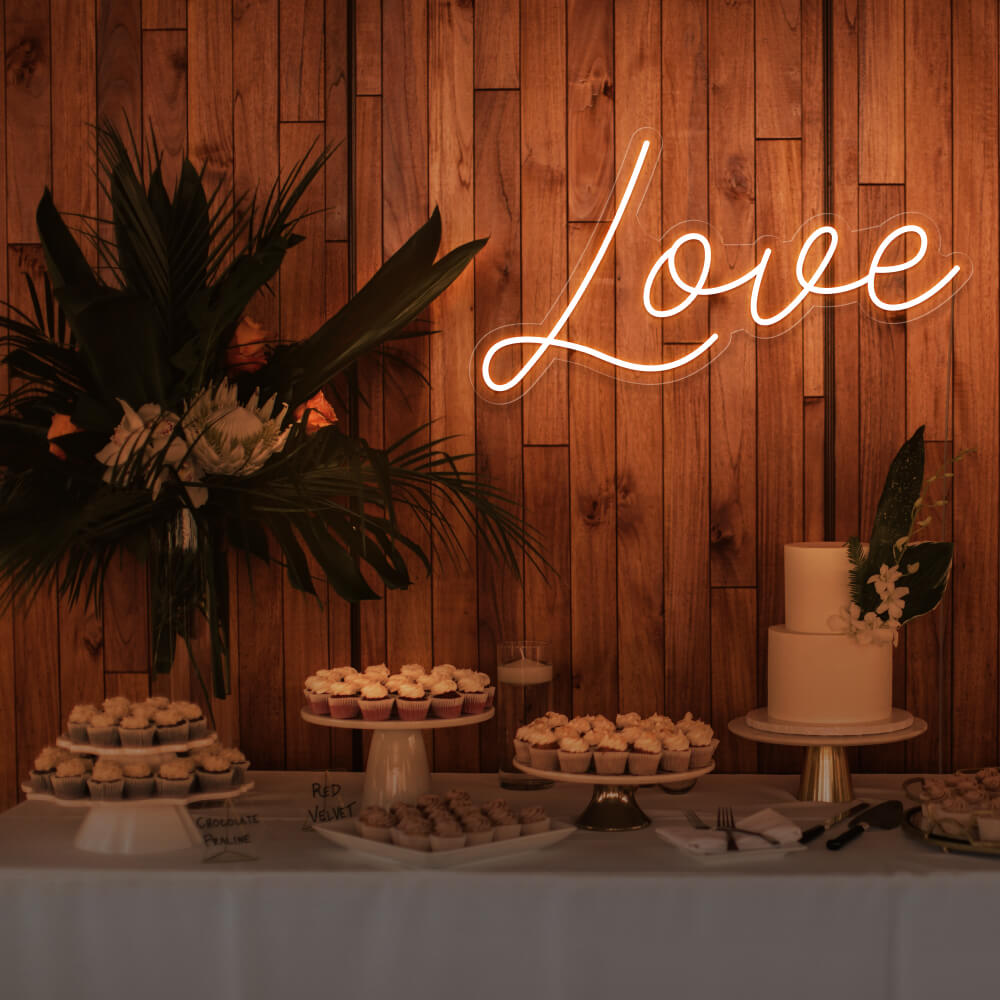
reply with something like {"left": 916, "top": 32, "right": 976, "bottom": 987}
{"left": 182, "top": 380, "right": 290, "bottom": 476}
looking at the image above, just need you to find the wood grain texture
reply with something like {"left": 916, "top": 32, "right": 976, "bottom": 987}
{"left": 474, "top": 0, "right": 518, "bottom": 89}
{"left": 280, "top": 0, "right": 325, "bottom": 121}
{"left": 97, "top": 0, "right": 142, "bottom": 134}
{"left": 142, "top": 0, "right": 186, "bottom": 29}
{"left": 187, "top": 0, "right": 233, "bottom": 195}
{"left": 141, "top": 28, "right": 187, "bottom": 191}
{"left": 354, "top": 0, "right": 381, "bottom": 95}
{"left": 859, "top": 0, "right": 904, "bottom": 182}
{"left": 755, "top": 0, "right": 801, "bottom": 138}
{"left": 324, "top": 0, "right": 349, "bottom": 240}
{"left": 712, "top": 587, "right": 757, "bottom": 772}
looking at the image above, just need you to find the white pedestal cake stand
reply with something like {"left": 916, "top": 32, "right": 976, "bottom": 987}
{"left": 729, "top": 714, "right": 928, "bottom": 803}
{"left": 514, "top": 760, "right": 716, "bottom": 831}
{"left": 301, "top": 708, "right": 494, "bottom": 808}
{"left": 22, "top": 782, "right": 254, "bottom": 855}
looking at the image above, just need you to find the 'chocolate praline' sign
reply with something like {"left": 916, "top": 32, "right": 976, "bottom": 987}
{"left": 477, "top": 131, "right": 968, "bottom": 399}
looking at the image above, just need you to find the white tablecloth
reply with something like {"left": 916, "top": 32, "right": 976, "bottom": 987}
{"left": 1, "top": 771, "right": 997, "bottom": 1000}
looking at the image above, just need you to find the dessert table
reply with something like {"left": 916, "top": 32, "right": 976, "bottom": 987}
{"left": 1, "top": 771, "right": 997, "bottom": 1000}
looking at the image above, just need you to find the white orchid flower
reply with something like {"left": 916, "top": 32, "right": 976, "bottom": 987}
{"left": 877, "top": 585, "right": 908, "bottom": 620}
{"left": 868, "top": 563, "right": 903, "bottom": 600}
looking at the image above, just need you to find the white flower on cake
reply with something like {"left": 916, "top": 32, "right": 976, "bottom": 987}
{"left": 867, "top": 563, "right": 903, "bottom": 600}
{"left": 182, "top": 380, "right": 290, "bottom": 476}
{"left": 828, "top": 602, "right": 900, "bottom": 647}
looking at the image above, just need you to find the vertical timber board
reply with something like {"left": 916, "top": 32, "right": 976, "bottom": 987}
{"left": 280, "top": 121, "right": 332, "bottom": 770}
{"left": 325, "top": 0, "right": 349, "bottom": 240}
{"left": 803, "top": 397, "right": 825, "bottom": 540}
{"left": 141, "top": 28, "right": 187, "bottom": 192}
{"left": 429, "top": 0, "right": 478, "bottom": 771}
{"left": 187, "top": 0, "right": 233, "bottom": 198}
{"left": 142, "top": 0, "right": 186, "bottom": 29}
{"left": 4, "top": 0, "right": 51, "bottom": 243}
{"left": 280, "top": 0, "right": 325, "bottom": 122}
{"left": 708, "top": 0, "right": 756, "bottom": 588}
{"left": 755, "top": 0, "right": 801, "bottom": 139}
{"left": 355, "top": 0, "right": 381, "bottom": 95}
{"left": 615, "top": 0, "right": 664, "bottom": 715}
{"left": 661, "top": 0, "right": 709, "bottom": 345}
{"left": 904, "top": 0, "right": 952, "bottom": 441}
{"left": 712, "top": 588, "right": 757, "bottom": 772}
{"left": 858, "top": 0, "right": 904, "bottom": 183}
{"left": 474, "top": 89, "right": 523, "bottom": 770}
{"left": 104, "top": 671, "right": 150, "bottom": 704}
{"left": 755, "top": 139, "right": 804, "bottom": 774}
{"left": 800, "top": 0, "right": 823, "bottom": 396}
{"left": 474, "top": 0, "right": 518, "bottom": 89}
{"left": 520, "top": 0, "right": 567, "bottom": 443}
{"left": 566, "top": 0, "right": 613, "bottom": 224}
{"left": 0, "top": 9, "right": 8, "bottom": 810}
{"left": 952, "top": 2, "right": 999, "bottom": 768}
{"left": 568, "top": 222, "right": 617, "bottom": 716}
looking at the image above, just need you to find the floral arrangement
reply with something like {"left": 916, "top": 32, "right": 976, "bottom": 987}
{"left": 0, "top": 125, "right": 537, "bottom": 698}
{"left": 828, "top": 426, "right": 966, "bottom": 645}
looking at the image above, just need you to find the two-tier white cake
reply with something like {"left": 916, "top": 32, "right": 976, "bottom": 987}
{"left": 749, "top": 542, "right": 912, "bottom": 736}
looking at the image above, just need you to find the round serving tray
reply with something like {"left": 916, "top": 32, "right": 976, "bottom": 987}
{"left": 903, "top": 805, "right": 1000, "bottom": 858}
{"left": 744, "top": 707, "right": 914, "bottom": 737}
{"left": 300, "top": 708, "right": 493, "bottom": 731}
{"left": 22, "top": 780, "right": 254, "bottom": 809}
{"left": 55, "top": 733, "right": 218, "bottom": 757}
{"left": 514, "top": 759, "right": 716, "bottom": 832}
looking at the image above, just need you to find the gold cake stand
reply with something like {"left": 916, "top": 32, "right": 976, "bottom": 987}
{"left": 728, "top": 714, "right": 927, "bottom": 803}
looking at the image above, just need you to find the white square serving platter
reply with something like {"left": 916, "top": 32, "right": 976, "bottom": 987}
{"left": 312, "top": 817, "right": 576, "bottom": 868}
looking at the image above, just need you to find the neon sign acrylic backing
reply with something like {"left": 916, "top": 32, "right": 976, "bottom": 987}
{"left": 474, "top": 127, "right": 971, "bottom": 402}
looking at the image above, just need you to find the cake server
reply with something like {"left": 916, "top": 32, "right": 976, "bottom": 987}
{"left": 799, "top": 801, "right": 869, "bottom": 844}
{"left": 826, "top": 800, "right": 903, "bottom": 850}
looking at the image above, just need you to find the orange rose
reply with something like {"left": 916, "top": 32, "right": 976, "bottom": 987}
{"left": 47, "top": 413, "right": 80, "bottom": 460}
{"left": 225, "top": 316, "right": 274, "bottom": 374}
{"left": 292, "top": 391, "right": 338, "bottom": 435}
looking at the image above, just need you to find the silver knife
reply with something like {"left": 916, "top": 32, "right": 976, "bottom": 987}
{"left": 799, "top": 801, "right": 869, "bottom": 843}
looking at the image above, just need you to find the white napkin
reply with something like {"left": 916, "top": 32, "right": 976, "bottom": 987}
{"left": 658, "top": 808, "right": 802, "bottom": 854}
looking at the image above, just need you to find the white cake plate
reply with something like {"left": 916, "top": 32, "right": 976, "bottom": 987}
{"left": 744, "top": 707, "right": 914, "bottom": 737}
{"left": 514, "top": 760, "right": 716, "bottom": 831}
{"left": 729, "top": 714, "right": 928, "bottom": 803}
{"left": 300, "top": 708, "right": 494, "bottom": 808}
{"left": 21, "top": 781, "right": 254, "bottom": 855}
{"left": 55, "top": 733, "right": 218, "bottom": 756}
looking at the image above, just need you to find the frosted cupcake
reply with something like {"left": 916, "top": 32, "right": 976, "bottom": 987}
{"left": 458, "top": 674, "right": 489, "bottom": 715}
{"left": 396, "top": 682, "right": 430, "bottom": 722}
{"left": 489, "top": 809, "right": 522, "bottom": 840}
{"left": 30, "top": 747, "right": 65, "bottom": 792}
{"left": 519, "top": 805, "right": 551, "bottom": 835}
{"left": 86, "top": 711, "right": 120, "bottom": 747}
{"left": 660, "top": 728, "right": 692, "bottom": 772}
{"left": 513, "top": 725, "right": 537, "bottom": 764}
{"left": 358, "top": 806, "right": 396, "bottom": 842}
{"left": 385, "top": 673, "right": 408, "bottom": 694}
{"left": 589, "top": 715, "right": 616, "bottom": 734}
{"left": 429, "top": 678, "right": 464, "bottom": 719}
{"left": 142, "top": 696, "right": 171, "bottom": 713}
{"left": 400, "top": 663, "right": 425, "bottom": 680}
{"left": 327, "top": 678, "right": 361, "bottom": 719}
{"left": 628, "top": 731, "right": 663, "bottom": 775}
{"left": 87, "top": 760, "right": 124, "bottom": 800}
{"left": 101, "top": 696, "right": 132, "bottom": 722}
{"left": 119, "top": 711, "right": 156, "bottom": 748}
{"left": 51, "top": 757, "right": 88, "bottom": 798}
{"left": 526, "top": 727, "right": 559, "bottom": 770}
{"left": 67, "top": 704, "right": 98, "bottom": 743}
{"left": 474, "top": 672, "right": 496, "bottom": 709}
{"left": 303, "top": 675, "right": 332, "bottom": 715}
{"left": 616, "top": 712, "right": 642, "bottom": 729}
{"left": 363, "top": 663, "right": 391, "bottom": 682}
{"left": 174, "top": 701, "right": 208, "bottom": 740}
{"left": 593, "top": 732, "right": 629, "bottom": 775}
{"left": 328, "top": 666, "right": 358, "bottom": 682}
{"left": 196, "top": 753, "right": 235, "bottom": 793}
{"left": 391, "top": 815, "right": 432, "bottom": 850}
{"left": 122, "top": 761, "right": 155, "bottom": 798}
{"left": 461, "top": 812, "right": 495, "bottom": 846}
{"left": 430, "top": 663, "right": 457, "bottom": 680}
{"left": 542, "top": 712, "right": 569, "bottom": 728}
{"left": 221, "top": 747, "right": 250, "bottom": 785}
{"left": 153, "top": 707, "right": 189, "bottom": 744}
{"left": 156, "top": 758, "right": 196, "bottom": 797}
{"left": 686, "top": 721, "right": 718, "bottom": 767}
{"left": 556, "top": 735, "right": 593, "bottom": 773}
{"left": 430, "top": 818, "right": 466, "bottom": 852}
{"left": 358, "top": 681, "right": 394, "bottom": 721}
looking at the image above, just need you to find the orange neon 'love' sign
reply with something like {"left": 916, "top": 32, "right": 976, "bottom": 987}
{"left": 477, "top": 133, "right": 968, "bottom": 399}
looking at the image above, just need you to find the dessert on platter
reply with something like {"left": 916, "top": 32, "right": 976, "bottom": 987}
{"left": 907, "top": 768, "right": 1000, "bottom": 842}
{"left": 512, "top": 710, "right": 718, "bottom": 776}
{"left": 59, "top": 695, "right": 213, "bottom": 749}
{"left": 302, "top": 662, "right": 495, "bottom": 722}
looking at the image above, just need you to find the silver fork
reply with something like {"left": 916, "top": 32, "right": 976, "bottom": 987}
{"left": 716, "top": 805, "right": 781, "bottom": 846}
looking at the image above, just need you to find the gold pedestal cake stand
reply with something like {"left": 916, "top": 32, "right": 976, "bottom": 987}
{"left": 729, "top": 713, "right": 927, "bottom": 803}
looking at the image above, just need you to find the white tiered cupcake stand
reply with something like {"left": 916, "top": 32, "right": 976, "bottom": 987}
{"left": 301, "top": 708, "right": 494, "bottom": 808}
{"left": 514, "top": 760, "right": 716, "bottom": 831}
{"left": 26, "top": 732, "right": 255, "bottom": 855}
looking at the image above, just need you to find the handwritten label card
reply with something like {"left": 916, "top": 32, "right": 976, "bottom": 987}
{"left": 199, "top": 803, "right": 260, "bottom": 863}
{"left": 307, "top": 774, "right": 357, "bottom": 826}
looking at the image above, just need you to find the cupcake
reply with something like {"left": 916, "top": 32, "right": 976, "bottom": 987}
{"left": 568, "top": 716, "right": 592, "bottom": 734}
{"left": 196, "top": 753, "right": 235, "bottom": 793}
{"left": 303, "top": 676, "right": 332, "bottom": 715}
{"left": 430, "top": 663, "right": 457, "bottom": 680}
{"left": 519, "top": 805, "right": 551, "bottom": 835}
{"left": 616, "top": 712, "right": 641, "bottom": 729}
{"left": 385, "top": 673, "right": 408, "bottom": 694}
{"left": 122, "top": 761, "right": 155, "bottom": 798}
{"left": 67, "top": 704, "right": 98, "bottom": 743}
{"left": 357, "top": 681, "right": 394, "bottom": 721}
{"left": 400, "top": 663, "right": 425, "bottom": 679}
{"left": 221, "top": 747, "right": 250, "bottom": 785}
{"left": 155, "top": 759, "right": 196, "bottom": 797}
{"left": 593, "top": 732, "right": 629, "bottom": 775}
{"left": 686, "top": 721, "right": 718, "bottom": 767}
{"left": 461, "top": 812, "right": 495, "bottom": 846}
{"left": 395, "top": 682, "right": 430, "bottom": 721}
{"left": 556, "top": 735, "right": 593, "bottom": 773}
{"left": 142, "top": 696, "right": 171, "bottom": 713}
{"left": 430, "top": 818, "right": 467, "bottom": 851}
{"left": 429, "top": 678, "right": 464, "bottom": 719}
{"left": 457, "top": 674, "right": 489, "bottom": 715}
{"left": 589, "top": 715, "right": 616, "bottom": 734}
{"left": 50, "top": 757, "right": 89, "bottom": 798}
{"left": 119, "top": 711, "right": 156, "bottom": 748}
{"left": 513, "top": 725, "right": 537, "bottom": 764}
{"left": 660, "top": 728, "right": 692, "bottom": 772}
{"left": 526, "top": 727, "right": 559, "bottom": 770}
{"left": 628, "top": 731, "right": 663, "bottom": 775}
{"left": 358, "top": 806, "right": 396, "bottom": 842}
{"left": 489, "top": 809, "right": 522, "bottom": 840}
{"left": 363, "top": 663, "right": 391, "bottom": 682}
{"left": 86, "top": 711, "right": 120, "bottom": 747}
{"left": 174, "top": 701, "right": 208, "bottom": 740}
{"left": 29, "top": 747, "right": 66, "bottom": 792}
{"left": 391, "top": 815, "right": 432, "bottom": 850}
{"left": 153, "top": 707, "right": 189, "bottom": 744}
{"left": 327, "top": 679, "right": 361, "bottom": 719}
{"left": 542, "top": 712, "right": 569, "bottom": 728}
{"left": 475, "top": 672, "right": 496, "bottom": 709}
{"left": 87, "top": 760, "right": 125, "bottom": 800}
{"left": 101, "top": 696, "right": 132, "bottom": 722}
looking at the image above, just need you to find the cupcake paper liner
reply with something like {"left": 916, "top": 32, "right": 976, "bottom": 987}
{"left": 689, "top": 738, "right": 719, "bottom": 768}
{"left": 528, "top": 746, "right": 559, "bottom": 770}
{"left": 396, "top": 697, "right": 431, "bottom": 722}
{"left": 513, "top": 739, "right": 532, "bottom": 764}
{"left": 304, "top": 691, "right": 330, "bottom": 716}
{"left": 197, "top": 768, "right": 235, "bottom": 793}
{"left": 156, "top": 721, "right": 190, "bottom": 744}
{"left": 359, "top": 697, "right": 395, "bottom": 722}
{"left": 556, "top": 749, "right": 592, "bottom": 774}
{"left": 461, "top": 691, "right": 489, "bottom": 715}
{"left": 520, "top": 818, "right": 551, "bottom": 835}
{"left": 29, "top": 771, "right": 53, "bottom": 794}
{"left": 430, "top": 695, "right": 465, "bottom": 719}
{"left": 593, "top": 750, "right": 629, "bottom": 775}
{"left": 67, "top": 722, "right": 90, "bottom": 743}
{"left": 492, "top": 822, "right": 522, "bottom": 841}
{"left": 391, "top": 828, "right": 431, "bottom": 851}
{"left": 327, "top": 696, "right": 360, "bottom": 719}
{"left": 359, "top": 822, "right": 393, "bottom": 843}
{"left": 50, "top": 775, "right": 86, "bottom": 799}
{"left": 484, "top": 686, "right": 496, "bottom": 709}
{"left": 628, "top": 751, "right": 661, "bottom": 776}
{"left": 155, "top": 775, "right": 195, "bottom": 798}
{"left": 430, "top": 832, "right": 467, "bottom": 851}
{"left": 187, "top": 718, "right": 209, "bottom": 740}
{"left": 119, "top": 726, "right": 155, "bottom": 748}
{"left": 661, "top": 748, "right": 692, "bottom": 772}
{"left": 231, "top": 761, "right": 250, "bottom": 786}
{"left": 86, "top": 778, "right": 124, "bottom": 801}
{"left": 86, "top": 726, "right": 120, "bottom": 747}
{"left": 463, "top": 829, "right": 494, "bottom": 847}
{"left": 124, "top": 776, "right": 155, "bottom": 798}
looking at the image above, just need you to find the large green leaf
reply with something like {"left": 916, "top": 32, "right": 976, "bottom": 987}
{"left": 897, "top": 540, "right": 953, "bottom": 624}
{"left": 35, "top": 189, "right": 100, "bottom": 295}
{"left": 869, "top": 425, "right": 925, "bottom": 563}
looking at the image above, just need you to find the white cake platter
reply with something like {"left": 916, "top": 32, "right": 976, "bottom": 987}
{"left": 744, "top": 707, "right": 915, "bottom": 737}
{"left": 21, "top": 781, "right": 254, "bottom": 855}
{"left": 514, "top": 760, "right": 716, "bottom": 831}
{"left": 301, "top": 708, "right": 494, "bottom": 808}
{"left": 55, "top": 733, "right": 218, "bottom": 756}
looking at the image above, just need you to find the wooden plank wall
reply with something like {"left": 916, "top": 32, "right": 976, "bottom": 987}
{"left": 0, "top": 0, "right": 996, "bottom": 808}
